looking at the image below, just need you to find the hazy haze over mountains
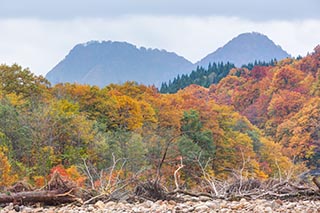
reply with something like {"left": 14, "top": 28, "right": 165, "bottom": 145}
{"left": 46, "top": 32, "right": 290, "bottom": 87}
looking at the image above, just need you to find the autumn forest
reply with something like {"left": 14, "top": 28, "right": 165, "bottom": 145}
{"left": 0, "top": 46, "right": 319, "bottom": 196}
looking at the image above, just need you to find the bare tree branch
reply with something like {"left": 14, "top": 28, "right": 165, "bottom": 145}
{"left": 173, "top": 156, "right": 184, "bottom": 191}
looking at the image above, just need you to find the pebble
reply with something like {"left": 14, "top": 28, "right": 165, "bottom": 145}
{"left": 94, "top": 200, "right": 105, "bottom": 209}
{"left": 205, "top": 200, "right": 219, "bottom": 209}
{"left": 286, "top": 202, "right": 297, "bottom": 209}
{"left": 168, "top": 200, "right": 176, "bottom": 206}
{"left": 194, "top": 205, "right": 209, "bottom": 212}
{"left": 240, "top": 198, "right": 247, "bottom": 203}
{"left": 199, "top": 196, "right": 211, "bottom": 202}
{"left": 265, "top": 206, "right": 273, "bottom": 212}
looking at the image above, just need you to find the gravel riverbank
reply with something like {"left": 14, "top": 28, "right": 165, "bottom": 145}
{"left": 1, "top": 197, "right": 320, "bottom": 213}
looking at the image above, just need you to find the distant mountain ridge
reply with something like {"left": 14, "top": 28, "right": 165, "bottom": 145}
{"left": 46, "top": 41, "right": 194, "bottom": 87}
{"left": 46, "top": 32, "right": 290, "bottom": 87}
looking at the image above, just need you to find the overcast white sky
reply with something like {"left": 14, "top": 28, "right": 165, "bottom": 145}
{"left": 1, "top": 0, "right": 319, "bottom": 76}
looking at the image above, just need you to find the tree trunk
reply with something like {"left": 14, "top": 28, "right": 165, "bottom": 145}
{"left": 0, "top": 190, "right": 80, "bottom": 204}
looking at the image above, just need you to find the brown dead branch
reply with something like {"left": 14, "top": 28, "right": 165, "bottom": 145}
{"left": 134, "top": 180, "right": 168, "bottom": 201}
{"left": 6, "top": 181, "right": 34, "bottom": 193}
{"left": 226, "top": 179, "right": 320, "bottom": 201}
{"left": 45, "top": 171, "right": 76, "bottom": 192}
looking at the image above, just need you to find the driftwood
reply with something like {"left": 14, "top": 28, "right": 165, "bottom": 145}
{"left": 0, "top": 171, "right": 82, "bottom": 205}
{"left": 6, "top": 181, "right": 33, "bottom": 193}
{"left": 1, "top": 166, "right": 320, "bottom": 206}
{"left": 312, "top": 177, "right": 320, "bottom": 190}
{"left": 0, "top": 189, "right": 80, "bottom": 205}
{"left": 135, "top": 180, "right": 168, "bottom": 201}
{"left": 223, "top": 179, "right": 320, "bottom": 201}
{"left": 134, "top": 177, "right": 320, "bottom": 203}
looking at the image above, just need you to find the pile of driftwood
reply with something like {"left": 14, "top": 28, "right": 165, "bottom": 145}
{"left": 224, "top": 178, "right": 320, "bottom": 201}
{"left": 0, "top": 171, "right": 81, "bottom": 205}
{"left": 133, "top": 178, "right": 320, "bottom": 202}
{"left": 0, "top": 173, "right": 320, "bottom": 206}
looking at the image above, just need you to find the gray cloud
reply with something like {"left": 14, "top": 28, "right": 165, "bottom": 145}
{"left": 1, "top": 0, "right": 319, "bottom": 21}
{"left": 0, "top": 16, "right": 319, "bottom": 76}
{"left": 1, "top": 1, "right": 319, "bottom": 76}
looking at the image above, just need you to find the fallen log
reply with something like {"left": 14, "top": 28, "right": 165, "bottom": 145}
{"left": 0, "top": 189, "right": 81, "bottom": 205}
{"left": 0, "top": 171, "right": 83, "bottom": 205}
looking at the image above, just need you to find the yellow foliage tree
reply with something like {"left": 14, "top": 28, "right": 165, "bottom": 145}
{"left": 111, "top": 95, "right": 143, "bottom": 130}
{"left": 0, "top": 147, "right": 17, "bottom": 187}
{"left": 259, "top": 138, "right": 304, "bottom": 180}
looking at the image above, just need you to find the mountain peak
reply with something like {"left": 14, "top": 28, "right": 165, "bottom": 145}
{"left": 46, "top": 41, "right": 193, "bottom": 87}
{"left": 197, "top": 32, "right": 290, "bottom": 67}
